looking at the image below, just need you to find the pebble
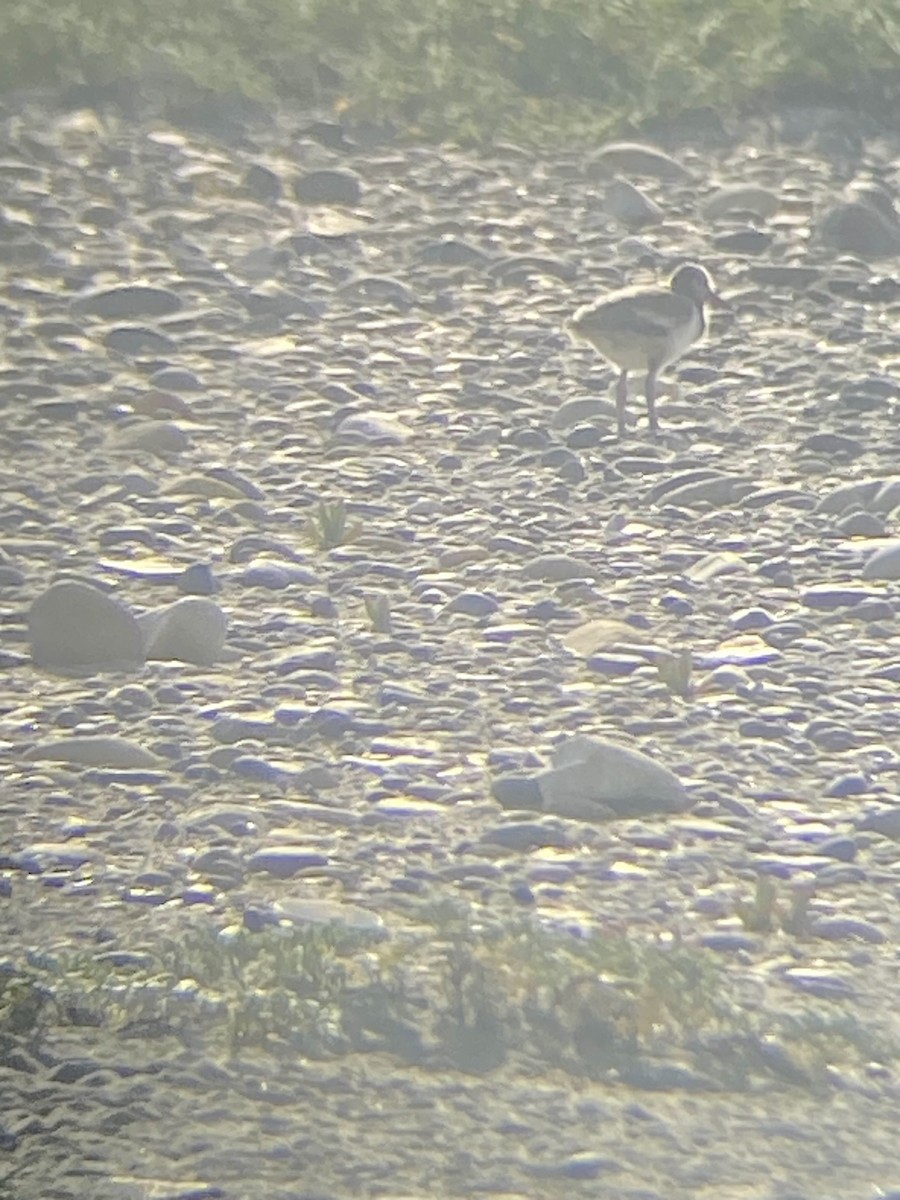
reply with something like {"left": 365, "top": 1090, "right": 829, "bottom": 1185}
{"left": 590, "top": 141, "right": 689, "bottom": 179}
{"left": 246, "top": 846, "right": 330, "bottom": 878}
{"left": 273, "top": 897, "right": 386, "bottom": 935}
{"left": 817, "top": 199, "right": 900, "bottom": 257}
{"left": 72, "top": 284, "right": 182, "bottom": 318}
{"left": 139, "top": 597, "right": 228, "bottom": 665}
{"left": 24, "top": 735, "right": 161, "bottom": 769}
{"left": 293, "top": 168, "right": 362, "bottom": 205}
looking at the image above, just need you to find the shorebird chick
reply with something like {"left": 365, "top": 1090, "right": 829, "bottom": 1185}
{"left": 568, "top": 263, "right": 721, "bottom": 438}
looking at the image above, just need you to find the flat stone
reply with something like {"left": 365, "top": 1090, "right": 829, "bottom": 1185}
{"left": 25, "top": 735, "right": 161, "bottom": 768}
{"left": 73, "top": 284, "right": 182, "bottom": 319}
{"left": 273, "top": 897, "right": 386, "bottom": 935}
{"left": 247, "top": 846, "right": 330, "bottom": 878}
{"left": 589, "top": 141, "right": 689, "bottom": 179}
{"left": 294, "top": 169, "right": 362, "bottom": 205}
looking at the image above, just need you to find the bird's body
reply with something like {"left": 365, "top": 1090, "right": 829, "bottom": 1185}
{"left": 568, "top": 264, "right": 719, "bottom": 437}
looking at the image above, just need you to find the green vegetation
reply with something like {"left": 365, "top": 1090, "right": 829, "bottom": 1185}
{"left": 655, "top": 647, "right": 694, "bottom": 699}
{"left": 363, "top": 591, "right": 394, "bottom": 634}
{"left": 305, "top": 498, "right": 362, "bottom": 551}
{"left": 736, "top": 875, "right": 814, "bottom": 936}
{"left": 3, "top": 0, "right": 899, "bottom": 145}
{"left": 1, "top": 902, "right": 893, "bottom": 1091}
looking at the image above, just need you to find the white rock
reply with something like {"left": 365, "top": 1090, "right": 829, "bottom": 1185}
{"left": 536, "top": 735, "right": 688, "bottom": 819}
{"left": 25, "top": 735, "right": 161, "bottom": 768}
{"left": 138, "top": 597, "right": 227, "bottom": 666}
{"left": 274, "top": 897, "right": 386, "bottom": 936}
{"left": 28, "top": 579, "right": 144, "bottom": 672}
{"left": 862, "top": 541, "right": 900, "bottom": 581}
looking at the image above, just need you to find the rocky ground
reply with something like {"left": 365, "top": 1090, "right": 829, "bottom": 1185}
{"left": 3, "top": 88, "right": 900, "bottom": 1199}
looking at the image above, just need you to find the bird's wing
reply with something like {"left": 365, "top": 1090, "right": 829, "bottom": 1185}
{"left": 573, "top": 291, "right": 691, "bottom": 341}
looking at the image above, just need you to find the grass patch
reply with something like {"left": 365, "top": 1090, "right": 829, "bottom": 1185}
{"left": 304, "top": 498, "right": 362, "bottom": 551}
{"left": 2, "top": 901, "right": 894, "bottom": 1091}
{"left": 2, "top": 1, "right": 898, "bottom": 146}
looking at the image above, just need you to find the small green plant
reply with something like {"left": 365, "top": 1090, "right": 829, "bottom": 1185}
{"left": 363, "top": 592, "right": 393, "bottom": 634}
{"left": 2, "top": 0, "right": 897, "bottom": 148}
{"left": 735, "top": 875, "right": 781, "bottom": 933}
{"left": 655, "top": 648, "right": 694, "bottom": 699}
{"left": 305, "top": 499, "right": 362, "bottom": 551}
{"left": 0, "top": 968, "right": 52, "bottom": 1041}
{"left": 4, "top": 897, "right": 894, "bottom": 1089}
{"left": 735, "top": 876, "right": 814, "bottom": 937}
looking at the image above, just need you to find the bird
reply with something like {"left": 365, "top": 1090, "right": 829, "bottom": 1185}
{"left": 568, "top": 263, "right": 722, "bottom": 438}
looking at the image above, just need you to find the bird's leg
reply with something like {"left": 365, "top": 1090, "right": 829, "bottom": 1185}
{"left": 616, "top": 371, "right": 628, "bottom": 438}
{"left": 645, "top": 368, "right": 659, "bottom": 436}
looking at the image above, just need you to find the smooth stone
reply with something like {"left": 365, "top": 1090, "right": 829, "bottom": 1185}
{"left": 730, "top": 607, "right": 774, "bottom": 631}
{"left": 589, "top": 141, "right": 689, "bottom": 179}
{"left": 241, "top": 560, "right": 318, "bottom": 588}
{"left": 25, "top": 735, "right": 161, "bottom": 768}
{"left": 604, "top": 176, "right": 662, "bottom": 229}
{"left": 104, "top": 326, "right": 176, "bottom": 356}
{"left": 535, "top": 735, "right": 689, "bottom": 819}
{"left": 482, "top": 623, "right": 540, "bottom": 644}
{"left": 151, "top": 366, "right": 203, "bottom": 392}
{"left": 138, "top": 597, "right": 228, "bottom": 666}
{"left": 551, "top": 397, "right": 610, "bottom": 429}
{"left": 72, "top": 284, "right": 182, "bottom": 318}
{"left": 659, "top": 476, "right": 755, "bottom": 508}
{"left": 479, "top": 821, "right": 571, "bottom": 851}
{"left": 586, "top": 653, "right": 645, "bottom": 677}
{"left": 443, "top": 591, "right": 500, "bottom": 617}
{"left": 713, "top": 227, "right": 772, "bottom": 254}
{"left": 492, "top": 775, "right": 544, "bottom": 810}
{"left": 816, "top": 476, "right": 900, "bottom": 516}
{"left": 28, "top": 580, "right": 144, "bottom": 671}
{"left": 862, "top": 541, "right": 900, "bottom": 580}
{"left": 177, "top": 563, "right": 220, "bottom": 595}
{"left": 335, "top": 412, "right": 412, "bottom": 443}
{"left": 273, "top": 897, "right": 386, "bottom": 935}
{"left": 417, "top": 238, "right": 487, "bottom": 266}
{"left": 247, "top": 846, "right": 330, "bottom": 878}
{"left": 272, "top": 649, "right": 339, "bottom": 675}
{"left": 683, "top": 550, "right": 749, "bottom": 582}
{"left": 370, "top": 797, "right": 445, "bottom": 818}
{"left": 856, "top": 807, "right": 900, "bottom": 839}
{"left": 522, "top": 554, "right": 597, "bottom": 582}
{"left": 780, "top": 968, "right": 856, "bottom": 1000}
{"left": 700, "top": 931, "right": 760, "bottom": 953}
{"left": 229, "top": 756, "right": 288, "bottom": 785}
{"left": 808, "top": 917, "right": 886, "bottom": 944}
{"left": 817, "top": 200, "right": 900, "bottom": 258}
{"left": 244, "top": 162, "right": 282, "bottom": 202}
{"left": 702, "top": 184, "right": 780, "bottom": 220}
{"left": 824, "top": 776, "right": 869, "bottom": 799}
{"left": 293, "top": 169, "right": 362, "bottom": 205}
{"left": 8, "top": 841, "right": 95, "bottom": 872}
{"left": 111, "top": 421, "right": 192, "bottom": 454}
{"left": 801, "top": 585, "right": 876, "bottom": 611}
{"left": 0, "top": 565, "right": 26, "bottom": 586}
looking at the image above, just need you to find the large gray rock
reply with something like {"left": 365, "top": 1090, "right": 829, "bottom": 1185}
{"left": 28, "top": 580, "right": 144, "bottom": 672}
{"left": 494, "top": 735, "right": 689, "bottom": 821}
{"left": 138, "top": 596, "right": 228, "bottom": 666}
{"left": 817, "top": 199, "right": 900, "bottom": 258}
